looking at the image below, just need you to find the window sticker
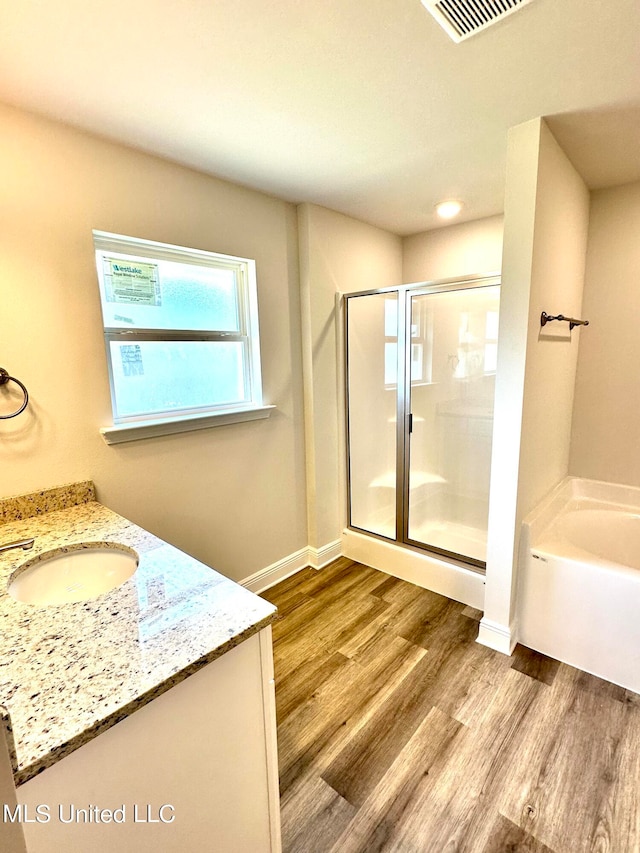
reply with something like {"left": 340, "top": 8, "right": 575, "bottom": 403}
{"left": 104, "top": 257, "right": 162, "bottom": 306}
{"left": 121, "top": 344, "right": 144, "bottom": 377}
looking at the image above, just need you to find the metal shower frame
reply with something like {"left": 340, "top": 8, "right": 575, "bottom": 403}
{"left": 343, "top": 271, "right": 501, "bottom": 571}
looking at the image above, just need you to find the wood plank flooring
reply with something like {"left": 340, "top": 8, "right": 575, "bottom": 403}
{"left": 261, "top": 558, "right": 640, "bottom": 853}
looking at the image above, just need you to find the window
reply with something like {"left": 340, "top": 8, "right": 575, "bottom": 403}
{"left": 93, "top": 231, "right": 272, "bottom": 444}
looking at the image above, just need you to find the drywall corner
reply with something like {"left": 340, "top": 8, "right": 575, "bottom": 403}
{"left": 297, "top": 203, "right": 402, "bottom": 550}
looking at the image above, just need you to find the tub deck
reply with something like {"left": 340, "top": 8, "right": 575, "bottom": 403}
{"left": 518, "top": 477, "right": 640, "bottom": 694}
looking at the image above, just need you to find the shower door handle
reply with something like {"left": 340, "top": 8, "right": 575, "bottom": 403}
{"left": 408, "top": 413, "right": 413, "bottom": 434}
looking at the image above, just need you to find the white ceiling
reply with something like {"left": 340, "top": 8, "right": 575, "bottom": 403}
{"left": 1, "top": 0, "right": 639, "bottom": 235}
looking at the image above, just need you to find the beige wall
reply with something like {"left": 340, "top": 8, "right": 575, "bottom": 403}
{"left": 518, "top": 122, "right": 590, "bottom": 515}
{"left": 0, "top": 103, "right": 307, "bottom": 583}
{"left": 402, "top": 214, "right": 503, "bottom": 283}
{"left": 481, "top": 118, "right": 589, "bottom": 651}
{"left": 298, "top": 204, "right": 402, "bottom": 549}
{"left": 570, "top": 180, "right": 640, "bottom": 486}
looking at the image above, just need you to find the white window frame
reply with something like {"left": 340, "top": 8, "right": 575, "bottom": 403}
{"left": 93, "top": 231, "right": 274, "bottom": 444}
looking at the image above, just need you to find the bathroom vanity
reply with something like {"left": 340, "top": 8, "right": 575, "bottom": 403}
{"left": 0, "top": 483, "right": 280, "bottom": 853}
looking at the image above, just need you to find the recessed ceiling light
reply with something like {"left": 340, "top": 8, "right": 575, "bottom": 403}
{"left": 435, "top": 200, "right": 463, "bottom": 219}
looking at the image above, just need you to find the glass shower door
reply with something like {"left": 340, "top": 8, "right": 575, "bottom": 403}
{"left": 406, "top": 284, "right": 500, "bottom": 566}
{"left": 346, "top": 292, "right": 398, "bottom": 539}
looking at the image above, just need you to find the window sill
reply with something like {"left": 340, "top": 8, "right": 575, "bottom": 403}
{"left": 100, "top": 405, "right": 276, "bottom": 445}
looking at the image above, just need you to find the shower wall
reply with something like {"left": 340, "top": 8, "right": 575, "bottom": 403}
{"left": 569, "top": 180, "right": 640, "bottom": 487}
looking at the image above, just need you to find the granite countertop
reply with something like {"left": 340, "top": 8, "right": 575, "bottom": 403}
{"left": 0, "top": 482, "right": 277, "bottom": 786}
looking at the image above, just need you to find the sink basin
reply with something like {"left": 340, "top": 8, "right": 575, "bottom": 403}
{"left": 8, "top": 544, "right": 138, "bottom": 606}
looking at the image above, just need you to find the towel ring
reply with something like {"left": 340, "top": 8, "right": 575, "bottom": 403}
{"left": 0, "top": 368, "right": 29, "bottom": 419}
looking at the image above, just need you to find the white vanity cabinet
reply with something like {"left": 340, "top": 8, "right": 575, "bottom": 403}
{"left": 16, "top": 627, "right": 281, "bottom": 853}
{"left": 0, "top": 488, "right": 281, "bottom": 853}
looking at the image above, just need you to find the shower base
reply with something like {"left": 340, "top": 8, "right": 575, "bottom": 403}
{"left": 360, "top": 518, "right": 487, "bottom": 566}
{"left": 409, "top": 520, "right": 487, "bottom": 564}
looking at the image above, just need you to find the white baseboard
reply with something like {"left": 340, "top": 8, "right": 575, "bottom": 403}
{"left": 308, "top": 539, "right": 342, "bottom": 570}
{"left": 240, "top": 540, "right": 342, "bottom": 594}
{"left": 476, "top": 616, "right": 517, "bottom": 656}
{"left": 240, "top": 547, "right": 310, "bottom": 594}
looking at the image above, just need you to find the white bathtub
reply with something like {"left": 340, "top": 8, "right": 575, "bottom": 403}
{"left": 518, "top": 477, "right": 640, "bottom": 694}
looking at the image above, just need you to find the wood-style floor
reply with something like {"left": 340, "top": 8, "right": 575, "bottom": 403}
{"left": 261, "top": 558, "right": 640, "bottom": 853}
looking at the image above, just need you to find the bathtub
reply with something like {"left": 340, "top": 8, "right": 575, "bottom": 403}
{"left": 517, "top": 477, "right": 640, "bottom": 694}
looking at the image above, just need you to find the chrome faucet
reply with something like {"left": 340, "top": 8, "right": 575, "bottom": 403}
{"left": 0, "top": 537, "right": 35, "bottom": 554}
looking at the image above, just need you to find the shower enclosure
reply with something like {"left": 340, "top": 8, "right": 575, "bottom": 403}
{"left": 345, "top": 274, "right": 500, "bottom": 569}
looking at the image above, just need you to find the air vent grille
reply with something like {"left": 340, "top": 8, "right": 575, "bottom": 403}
{"left": 421, "top": 0, "right": 535, "bottom": 42}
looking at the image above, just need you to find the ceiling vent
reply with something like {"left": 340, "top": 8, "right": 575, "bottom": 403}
{"left": 421, "top": 0, "right": 535, "bottom": 43}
